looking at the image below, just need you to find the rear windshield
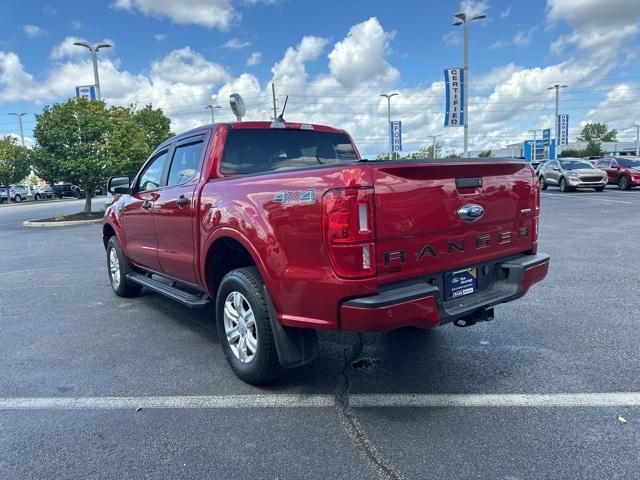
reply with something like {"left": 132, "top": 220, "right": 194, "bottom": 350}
{"left": 221, "top": 129, "right": 358, "bottom": 174}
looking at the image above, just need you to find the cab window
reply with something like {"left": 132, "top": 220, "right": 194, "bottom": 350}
{"left": 137, "top": 150, "right": 169, "bottom": 192}
{"left": 167, "top": 140, "right": 204, "bottom": 186}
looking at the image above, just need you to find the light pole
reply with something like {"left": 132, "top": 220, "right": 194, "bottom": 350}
{"left": 529, "top": 129, "right": 539, "bottom": 162}
{"left": 380, "top": 93, "right": 398, "bottom": 158}
{"left": 9, "top": 112, "right": 27, "bottom": 146}
{"left": 205, "top": 104, "right": 222, "bottom": 123}
{"left": 453, "top": 11, "right": 487, "bottom": 158}
{"left": 548, "top": 84, "right": 568, "bottom": 143}
{"left": 632, "top": 122, "right": 640, "bottom": 156}
{"left": 73, "top": 41, "right": 112, "bottom": 101}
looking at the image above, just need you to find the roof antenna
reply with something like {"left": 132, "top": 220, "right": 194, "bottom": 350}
{"left": 277, "top": 95, "right": 288, "bottom": 122}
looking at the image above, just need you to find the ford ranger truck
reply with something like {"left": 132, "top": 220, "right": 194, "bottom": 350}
{"left": 103, "top": 121, "right": 549, "bottom": 384}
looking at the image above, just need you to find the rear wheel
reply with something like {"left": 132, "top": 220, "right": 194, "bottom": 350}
{"left": 539, "top": 176, "right": 548, "bottom": 190}
{"left": 34, "top": 193, "right": 41, "bottom": 201}
{"left": 618, "top": 176, "right": 630, "bottom": 190}
{"left": 106, "top": 236, "right": 142, "bottom": 298}
{"left": 14, "top": 194, "right": 22, "bottom": 202}
{"left": 216, "top": 267, "right": 281, "bottom": 384}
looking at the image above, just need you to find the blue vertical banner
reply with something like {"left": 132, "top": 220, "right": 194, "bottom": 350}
{"left": 390, "top": 121, "right": 402, "bottom": 152}
{"left": 556, "top": 114, "right": 569, "bottom": 145}
{"left": 444, "top": 68, "right": 464, "bottom": 127}
{"left": 75, "top": 85, "right": 96, "bottom": 100}
{"left": 543, "top": 128, "right": 551, "bottom": 145}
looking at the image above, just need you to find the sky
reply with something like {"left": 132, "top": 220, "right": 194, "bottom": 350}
{"left": 1, "top": 0, "right": 640, "bottom": 157}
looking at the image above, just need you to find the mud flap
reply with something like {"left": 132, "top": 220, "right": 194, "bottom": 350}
{"left": 263, "top": 286, "right": 319, "bottom": 368}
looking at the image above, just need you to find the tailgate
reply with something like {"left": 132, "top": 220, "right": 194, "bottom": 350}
{"left": 370, "top": 160, "right": 537, "bottom": 283}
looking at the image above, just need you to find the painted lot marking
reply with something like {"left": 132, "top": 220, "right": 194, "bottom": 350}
{"left": 541, "top": 193, "right": 632, "bottom": 204}
{"left": 2, "top": 392, "right": 640, "bottom": 410}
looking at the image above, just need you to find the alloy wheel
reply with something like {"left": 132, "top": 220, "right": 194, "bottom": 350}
{"left": 223, "top": 291, "right": 258, "bottom": 363}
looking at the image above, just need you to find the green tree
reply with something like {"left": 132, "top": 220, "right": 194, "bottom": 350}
{"left": 33, "top": 98, "right": 111, "bottom": 213}
{"left": 478, "top": 150, "right": 494, "bottom": 158}
{"left": 558, "top": 149, "right": 582, "bottom": 158}
{"left": 577, "top": 123, "right": 617, "bottom": 143}
{"left": 581, "top": 140, "right": 603, "bottom": 158}
{"left": 445, "top": 151, "right": 461, "bottom": 158}
{"left": 133, "top": 104, "right": 173, "bottom": 152}
{"left": 0, "top": 137, "right": 30, "bottom": 204}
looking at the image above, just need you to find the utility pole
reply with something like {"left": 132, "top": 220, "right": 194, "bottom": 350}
{"left": 453, "top": 11, "right": 487, "bottom": 158}
{"left": 632, "top": 122, "right": 640, "bottom": 156}
{"left": 529, "top": 129, "right": 539, "bottom": 162}
{"left": 380, "top": 92, "right": 398, "bottom": 158}
{"left": 548, "top": 84, "right": 567, "bottom": 144}
{"left": 205, "top": 104, "right": 221, "bottom": 123}
{"left": 429, "top": 135, "right": 439, "bottom": 158}
{"left": 73, "top": 41, "right": 112, "bottom": 100}
{"left": 271, "top": 83, "right": 278, "bottom": 120}
{"left": 9, "top": 112, "right": 27, "bottom": 146}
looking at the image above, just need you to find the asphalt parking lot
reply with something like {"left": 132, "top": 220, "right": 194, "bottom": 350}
{"left": 1, "top": 188, "right": 640, "bottom": 480}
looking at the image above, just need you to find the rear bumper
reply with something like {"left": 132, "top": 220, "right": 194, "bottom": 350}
{"left": 340, "top": 253, "right": 549, "bottom": 332}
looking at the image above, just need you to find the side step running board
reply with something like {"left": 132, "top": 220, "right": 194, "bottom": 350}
{"left": 127, "top": 273, "right": 210, "bottom": 308}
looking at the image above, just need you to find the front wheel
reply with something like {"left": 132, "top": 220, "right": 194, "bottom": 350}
{"left": 34, "top": 193, "right": 41, "bottom": 201}
{"left": 618, "top": 176, "right": 630, "bottom": 190}
{"left": 14, "top": 195, "right": 22, "bottom": 202}
{"left": 216, "top": 267, "right": 281, "bottom": 384}
{"left": 559, "top": 178, "right": 572, "bottom": 192}
{"left": 106, "top": 236, "right": 142, "bottom": 298}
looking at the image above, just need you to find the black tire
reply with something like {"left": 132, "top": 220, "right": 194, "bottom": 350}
{"left": 34, "top": 193, "right": 41, "bottom": 201}
{"left": 216, "top": 267, "right": 281, "bottom": 384}
{"left": 594, "top": 186, "right": 605, "bottom": 192}
{"left": 106, "top": 236, "right": 142, "bottom": 298}
{"left": 618, "top": 175, "right": 630, "bottom": 190}
{"left": 539, "top": 176, "right": 548, "bottom": 190}
{"left": 14, "top": 195, "right": 22, "bottom": 202}
{"left": 559, "top": 177, "right": 572, "bottom": 192}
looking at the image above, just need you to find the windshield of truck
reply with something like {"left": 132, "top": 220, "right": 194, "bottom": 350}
{"left": 559, "top": 159, "right": 593, "bottom": 170}
{"left": 221, "top": 129, "right": 358, "bottom": 174}
{"left": 619, "top": 158, "right": 640, "bottom": 168}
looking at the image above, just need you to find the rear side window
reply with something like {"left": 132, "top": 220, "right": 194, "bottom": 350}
{"left": 167, "top": 140, "right": 204, "bottom": 186}
{"left": 221, "top": 129, "right": 358, "bottom": 174}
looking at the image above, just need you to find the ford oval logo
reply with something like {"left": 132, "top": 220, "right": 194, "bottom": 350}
{"left": 458, "top": 204, "right": 485, "bottom": 222}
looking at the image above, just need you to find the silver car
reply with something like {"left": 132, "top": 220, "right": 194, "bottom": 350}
{"left": 538, "top": 158, "right": 608, "bottom": 192}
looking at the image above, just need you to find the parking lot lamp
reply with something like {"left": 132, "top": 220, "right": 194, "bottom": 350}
{"left": 205, "top": 104, "right": 222, "bottom": 123}
{"left": 632, "top": 122, "right": 640, "bottom": 156}
{"left": 73, "top": 42, "right": 112, "bottom": 101}
{"left": 453, "top": 11, "right": 487, "bottom": 158}
{"left": 380, "top": 93, "right": 399, "bottom": 158}
{"left": 548, "top": 84, "right": 568, "bottom": 143}
{"left": 8, "top": 113, "right": 27, "bottom": 146}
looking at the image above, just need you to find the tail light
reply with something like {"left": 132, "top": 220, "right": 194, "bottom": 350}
{"left": 322, "top": 187, "right": 375, "bottom": 279}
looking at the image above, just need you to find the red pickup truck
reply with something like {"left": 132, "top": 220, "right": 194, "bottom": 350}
{"left": 103, "top": 121, "right": 549, "bottom": 383}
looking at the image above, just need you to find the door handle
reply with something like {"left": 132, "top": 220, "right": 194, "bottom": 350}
{"left": 141, "top": 200, "right": 152, "bottom": 210}
{"left": 176, "top": 195, "right": 190, "bottom": 206}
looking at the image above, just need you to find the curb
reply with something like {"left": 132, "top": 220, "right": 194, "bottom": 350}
{"left": 23, "top": 218, "right": 103, "bottom": 228}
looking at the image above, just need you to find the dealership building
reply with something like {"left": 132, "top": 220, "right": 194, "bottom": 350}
{"left": 489, "top": 141, "right": 639, "bottom": 160}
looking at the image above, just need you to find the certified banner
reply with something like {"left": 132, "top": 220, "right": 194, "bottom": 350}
{"left": 390, "top": 121, "right": 402, "bottom": 152}
{"left": 75, "top": 85, "right": 96, "bottom": 100}
{"left": 557, "top": 114, "right": 569, "bottom": 145}
{"left": 444, "top": 68, "right": 464, "bottom": 127}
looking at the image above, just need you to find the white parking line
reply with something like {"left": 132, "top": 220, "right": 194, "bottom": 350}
{"left": 541, "top": 193, "right": 632, "bottom": 204}
{"left": 1, "top": 392, "right": 640, "bottom": 410}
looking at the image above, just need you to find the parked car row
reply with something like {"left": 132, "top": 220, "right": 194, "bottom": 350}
{"left": 537, "top": 156, "right": 640, "bottom": 192}
{"left": 0, "top": 183, "right": 95, "bottom": 203}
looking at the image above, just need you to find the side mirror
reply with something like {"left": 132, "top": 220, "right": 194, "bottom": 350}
{"left": 107, "top": 176, "right": 130, "bottom": 195}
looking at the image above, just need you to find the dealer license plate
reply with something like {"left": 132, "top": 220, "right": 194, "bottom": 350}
{"left": 445, "top": 267, "right": 478, "bottom": 299}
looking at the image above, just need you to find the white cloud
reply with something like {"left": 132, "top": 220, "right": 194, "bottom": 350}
{"left": 223, "top": 38, "right": 251, "bottom": 49}
{"left": 442, "top": 31, "right": 462, "bottom": 47}
{"left": 328, "top": 17, "right": 398, "bottom": 86}
{"left": 500, "top": 5, "right": 511, "bottom": 18}
{"left": 150, "top": 47, "right": 230, "bottom": 85}
{"left": 272, "top": 36, "right": 328, "bottom": 85}
{"left": 246, "top": 51, "right": 262, "bottom": 66}
{"left": 113, "top": 0, "right": 237, "bottom": 30}
{"left": 489, "top": 39, "right": 508, "bottom": 49}
{"left": 50, "top": 37, "right": 115, "bottom": 60}
{"left": 70, "top": 19, "right": 83, "bottom": 30}
{"left": 154, "top": 33, "right": 167, "bottom": 41}
{"left": 513, "top": 28, "right": 535, "bottom": 48}
{"left": 459, "top": 0, "right": 489, "bottom": 17}
{"left": 22, "top": 25, "right": 44, "bottom": 38}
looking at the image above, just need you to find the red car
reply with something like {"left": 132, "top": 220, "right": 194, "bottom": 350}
{"left": 103, "top": 121, "right": 549, "bottom": 383}
{"left": 595, "top": 157, "right": 640, "bottom": 190}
